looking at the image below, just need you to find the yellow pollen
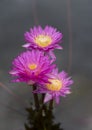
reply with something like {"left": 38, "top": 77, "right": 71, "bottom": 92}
{"left": 28, "top": 64, "right": 37, "bottom": 70}
{"left": 46, "top": 79, "right": 62, "bottom": 91}
{"left": 35, "top": 35, "right": 52, "bottom": 47}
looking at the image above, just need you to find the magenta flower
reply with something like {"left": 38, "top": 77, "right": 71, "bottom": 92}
{"left": 35, "top": 69, "right": 73, "bottom": 104}
{"left": 9, "top": 50, "right": 55, "bottom": 85}
{"left": 23, "top": 26, "right": 63, "bottom": 51}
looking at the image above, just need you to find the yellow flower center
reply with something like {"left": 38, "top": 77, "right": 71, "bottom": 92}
{"left": 28, "top": 63, "right": 37, "bottom": 70}
{"left": 35, "top": 35, "right": 52, "bottom": 47}
{"left": 46, "top": 79, "right": 62, "bottom": 91}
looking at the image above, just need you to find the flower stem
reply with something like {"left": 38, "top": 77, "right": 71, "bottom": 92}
{"left": 49, "top": 99, "right": 53, "bottom": 110}
{"left": 41, "top": 94, "right": 47, "bottom": 115}
{"left": 42, "top": 94, "right": 45, "bottom": 104}
{"left": 32, "top": 84, "right": 40, "bottom": 110}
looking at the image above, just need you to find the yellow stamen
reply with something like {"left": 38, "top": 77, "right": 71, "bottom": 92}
{"left": 46, "top": 79, "right": 62, "bottom": 91}
{"left": 28, "top": 63, "right": 37, "bottom": 70}
{"left": 35, "top": 35, "right": 52, "bottom": 47}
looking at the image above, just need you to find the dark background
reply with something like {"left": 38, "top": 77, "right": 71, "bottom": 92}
{"left": 0, "top": 0, "right": 92, "bottom": 130}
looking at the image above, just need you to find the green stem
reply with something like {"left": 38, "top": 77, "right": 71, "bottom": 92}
{"left": 42, "top": 94, "right": 45, "bottom": 104}
{"left": 42, "top": 94, "right": 48, "bottom": 111}
{"left": 32, "top": 84, "right": 40, "bottom": 110}
{"left": 49, "top": 99, "right": 53, "bottom": 110}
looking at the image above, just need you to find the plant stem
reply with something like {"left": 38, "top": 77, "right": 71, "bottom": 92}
{"left": 41, "top": 94, "right": 47, "bottom": 116}
{"left": 32, "top": 84, "right": 40, "bottom": 110}
{"left": 49, "top": 99, "right": 53, "bottom": 110}
{"left": 42, "top": 94, "right": 45, "bottom": 104}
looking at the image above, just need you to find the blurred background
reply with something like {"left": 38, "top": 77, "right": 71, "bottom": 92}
{"left": 0, "top": 0, "right": 92, "bottom": 130}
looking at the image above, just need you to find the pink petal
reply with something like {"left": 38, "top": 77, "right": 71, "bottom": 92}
{"left": 22, "top": 43, "right": 30, "bottom": 48}
{"left": 44, "top": 93, "right": 52, "bottom": 103}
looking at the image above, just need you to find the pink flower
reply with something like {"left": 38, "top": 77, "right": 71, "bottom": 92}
{"left": 23, "top": 26, "right": 63, "bottom": 51}
{"left": 35, "top": 69, "right": 73, "bottom": 104}
{"left": 9, "top": 50, "right": 55, "bottom": 85}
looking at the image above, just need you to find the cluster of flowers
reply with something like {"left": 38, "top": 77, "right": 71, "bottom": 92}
{"left": 10, "top": 26, "right": 73, "bottom": 104}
